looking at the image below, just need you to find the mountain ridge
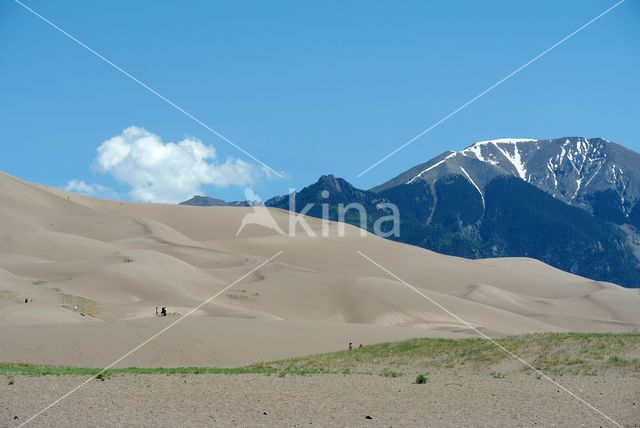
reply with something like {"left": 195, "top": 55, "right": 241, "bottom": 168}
{"left": 181, "top": 137, "right": 640, "bottom": 288}
{"left": 373, "top": 137, "right": 640, "bottom": 220}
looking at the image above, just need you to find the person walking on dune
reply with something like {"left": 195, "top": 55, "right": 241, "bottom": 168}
{"left": 349, "top": 342, "right": 353, "bottom": 350}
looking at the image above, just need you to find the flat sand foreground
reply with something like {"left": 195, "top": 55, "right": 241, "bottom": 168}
{"left": 2, "top": 373, "right": 638, "bottom": 427}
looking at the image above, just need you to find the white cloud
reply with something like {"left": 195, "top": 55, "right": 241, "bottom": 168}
{"left": 65, "top": 180, "right": 117, "bottom": 199}
{"left": 84, "top": 126, "right": 260, "bottom": 203}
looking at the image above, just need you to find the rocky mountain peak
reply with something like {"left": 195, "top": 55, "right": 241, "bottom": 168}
{"left": 375, "top": 137, "right": 640, "bottom": 216}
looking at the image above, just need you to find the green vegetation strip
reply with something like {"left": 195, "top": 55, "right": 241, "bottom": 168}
{"left": 267, "top": 332, "right": 640, "bottom": 374}
{"left": 2, "top": 333, "right": 639, "bottom": 378}
{"left": 0, "top": 364, "right": 320, "bottom": 377}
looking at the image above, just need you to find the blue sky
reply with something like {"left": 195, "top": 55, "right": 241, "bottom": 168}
{"left": 1, "top": 0, "right": 639, "bottom": 203}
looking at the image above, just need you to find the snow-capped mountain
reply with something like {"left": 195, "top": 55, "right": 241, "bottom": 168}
{"left": 373, "top": 137, "right": 640, "bottom": 216}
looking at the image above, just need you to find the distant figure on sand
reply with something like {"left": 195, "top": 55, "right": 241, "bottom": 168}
{"left": 155, "top": 306, "right": 159, "bottom": 316}
{"left": 359, "top": 344, "right": 363, "bottom": 349}
{"left": 74, "top": 305, "right": 78, "bottom": 312}
{"left": 349, "top": 342, "right": 353, "bottom": 350}
{"left": 24, "top": 298, "right": 28, "bottom": 304}
{"left": 161, "top": 307, "right": 167, "bottom": 316}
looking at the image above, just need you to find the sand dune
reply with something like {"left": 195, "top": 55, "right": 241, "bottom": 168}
{"left": 0, "top": 170, "right": 639, "bottom": 367}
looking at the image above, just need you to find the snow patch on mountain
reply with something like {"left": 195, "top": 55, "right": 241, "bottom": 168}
{"left": 461, "top": 143, "right": 499, "bottom": 165}
{"left": 473, "top": 138, "right": 538, "bottom": 145}
{"left": 546, "top": 161, "right": 558, "bottom": 189}
{"left": 583, "top": 161, "right": 605, "bottom": 190}
{"left": 461, "top": 139, "right": 536, "bottom": 180}
{"left": 406, "top": 152, "right": 457, "bottom": 184}
{"left": 459, "top": 166, "right": 485, "bottom": 209}
{"left": 572, "top": 178, "right": 582, "bottom": 201}
{"left": 493, "top": 142, "right": 528, "bottom": 180}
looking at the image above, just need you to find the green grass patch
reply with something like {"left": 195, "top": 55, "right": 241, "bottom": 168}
{"left": 0, "top": 363, "right": 280, "bottom": 377}
{"left": 0, "top": 362, "right": 339, "bottom": 378}
{"left": 227, "top": 292, "right": 249, "bottom": 300}
{"left": 263, "top": 332, "right": 640, "bottom": 374}
{"left": 608, "top": 355, "right": 624, "bottom": 364}
{"left": 60, "top": 294, "right": 102, "bottom": 316}
{"left": 415, "top": 373, "right": 428, "bottom": 384}
{"left": 0, "top": 290, "right": 21, "bottom": 302}
{"left": 379, "top": 368, "right": 404, "bottom": 378}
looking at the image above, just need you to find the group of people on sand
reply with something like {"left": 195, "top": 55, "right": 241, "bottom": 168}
{"left": 349, "top": 342, "right": 364, "bottom": 350}
{"left": 155, "top": 306, "right": 167, "bottom": 317}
